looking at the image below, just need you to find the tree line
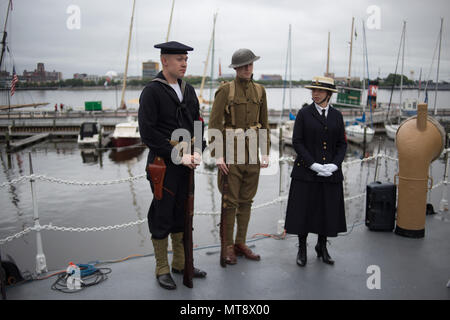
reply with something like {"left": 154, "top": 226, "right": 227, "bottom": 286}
{"left": 5, "top": 74, "right": 446, "bottom": 89}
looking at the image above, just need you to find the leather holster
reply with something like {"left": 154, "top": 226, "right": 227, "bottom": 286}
{"left": 147, "top": 156, "right": 166, "bottom": 200}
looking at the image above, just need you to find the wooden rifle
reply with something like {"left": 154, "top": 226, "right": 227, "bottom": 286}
{"left": 220, "top": 174, "right": 229, "bottom": 267}
{"left": 183, "top": 168, "right": 195, "bottom": 288}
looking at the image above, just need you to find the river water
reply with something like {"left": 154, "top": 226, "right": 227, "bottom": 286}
{"left": 1, "top": 87, "right": 449, "bottom": 274}
{"left": 3, "top": 86, "right": 450, "bottom": 111}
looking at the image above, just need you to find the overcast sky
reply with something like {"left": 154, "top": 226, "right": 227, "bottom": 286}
{"left": 1, "top": 0, "right": 449, "bottom": 81}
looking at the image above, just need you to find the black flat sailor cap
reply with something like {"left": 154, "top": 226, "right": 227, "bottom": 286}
{"left": 154, "top": 41, "right": 193, "bottom": 54}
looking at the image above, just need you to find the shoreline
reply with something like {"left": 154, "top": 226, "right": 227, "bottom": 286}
{"left": 2, "top": 85, "right": 450, "bottom": 91}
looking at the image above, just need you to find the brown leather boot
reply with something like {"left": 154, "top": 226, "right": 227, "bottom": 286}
{"left": 234, "top": 243, "right": 261, "bottom": 261}
{"left": 225, "top": 245, "right": 237, "bottom": 265}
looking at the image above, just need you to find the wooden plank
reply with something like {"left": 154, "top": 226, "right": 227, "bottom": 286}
{"left": 0, "top": 103, "right": 49, "bottom": 110}
{"left": 9, "top": 133, "right": 50, "bottom": 150}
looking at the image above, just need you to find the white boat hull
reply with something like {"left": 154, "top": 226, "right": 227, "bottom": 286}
{"left": 385, "top": 123, "right": 399, "bottom": 140}
{"left": 77, "top": 134, "right": 100, "bottom": 146}
{"left": 345, "top": 125, "right": 375, "bottom": 144}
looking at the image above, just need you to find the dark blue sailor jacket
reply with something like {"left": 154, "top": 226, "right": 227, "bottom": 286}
{"left": 138, "top": 71, "right": 206, "bottom": 169}
{"left": 290, "top": 103, "right": 347, "bottom": 183}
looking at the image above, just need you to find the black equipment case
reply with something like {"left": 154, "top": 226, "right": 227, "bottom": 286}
{"left": 365, "top": 181, "right": 397, "bottom": 231}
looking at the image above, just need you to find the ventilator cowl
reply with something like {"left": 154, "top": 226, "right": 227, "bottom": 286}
{"left": 395, "top": 103, "right": 445, "bottom": 238}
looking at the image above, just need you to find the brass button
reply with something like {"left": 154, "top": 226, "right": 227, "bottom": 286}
{"left": 323, "top": 141, "right": 327, "bottom": 145}
{"left": 323, "top": 146, "right": 327, "bottom": 150}
{"left": 297, "top": 163, "right": 300, "bottom": 167}
{"left": 323, "top": 157, "right": 326, "bottom": 161}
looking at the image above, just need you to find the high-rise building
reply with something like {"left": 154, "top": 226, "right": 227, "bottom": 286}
{"left": 142, "top": 60, "right": 159, "bottom": 79}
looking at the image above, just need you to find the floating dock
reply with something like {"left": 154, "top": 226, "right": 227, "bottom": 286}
{"left": 7, "top": 133, "right": 50, "bottom": 151}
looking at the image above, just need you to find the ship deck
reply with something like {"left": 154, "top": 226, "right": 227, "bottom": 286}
{"left": 5, "top": 213, "right": 450, "bottom": 300}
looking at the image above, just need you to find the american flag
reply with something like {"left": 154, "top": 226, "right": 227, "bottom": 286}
{"left": 10, "top": 66, "right": 18, "bottom": 96}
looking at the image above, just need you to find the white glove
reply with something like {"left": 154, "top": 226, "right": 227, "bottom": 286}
{"left": 310, "top": 163, "right": 324, "bottom": 173}
{"left": 317, "top": 171, "right": 332, "bottom": 177}
{"left": 310, "top": 163, "right": 332, "bottom": 177}
{"left": 323, "top": 163, "right": 338, "bottom": 173}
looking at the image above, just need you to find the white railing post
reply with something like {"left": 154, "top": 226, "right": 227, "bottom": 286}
{"left": 28, "top": 153, "right": 48, "bottom": 275}
{"left": 439, "top": 148, "right": 449, "bottom": 212}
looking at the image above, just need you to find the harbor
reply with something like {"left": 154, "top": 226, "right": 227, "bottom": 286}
{"left": 1, "top": 0, "right": 450, "bottom": 304}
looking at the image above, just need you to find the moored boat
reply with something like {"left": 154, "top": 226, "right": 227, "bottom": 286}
{"left": 111, "top": 119, "right": 140, "bottom": 148}
{"left": 77, "top": 122, "right": 102, "bottom": 147}
{"left": 345, "top": 123, "right": 375, "bottom": 144}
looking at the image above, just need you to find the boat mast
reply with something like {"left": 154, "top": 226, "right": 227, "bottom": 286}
{"left": 198, "top": 12, "right": 217, "bottom": 105}
{"left": 386, "top": 21, "right": 405, "bottom": 123}
{"left": 417, "top": 67, "right": 422, "bottom": 100}
{"left": 279, "top": 24, "right": 291, "bottom": 125}
{"left": 362, "top": 20, "right": 366, "bottom": 113}
{"left": 399, "top": 21, "right": 406, "bottom": 111}
{"left": 209, "top": 12, "right": 217, "bottom": 108}
{"left": 119, "top": 0, "right": 136, "bottom": 110}
{"left": 326, "top": 31, "right": 330, "bottom": 76}
{"left": 0, "top": 0, "right": 12, "bottom": 70}
{"left": 433, "top": 17, "right": 443, "bottom": 116}
{"left": 347, "top": 17, "right": 355, "bottom": 87}
{"left": 289, "top": 24, "right": 292, "bottom": 115}
{"left": 166, "top": 0, "right": 175, "bottom": 42}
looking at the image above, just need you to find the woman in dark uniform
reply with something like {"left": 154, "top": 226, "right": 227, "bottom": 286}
{"left": 284, "top": 76, "right": 347, "bottom": 267}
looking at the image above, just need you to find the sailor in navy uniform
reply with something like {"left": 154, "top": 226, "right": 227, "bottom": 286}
{"left": 138, "top": 41, "right": 207, "bottom": 290}
{"left": 284, "top": 76, "right": 347, "bottom": 267}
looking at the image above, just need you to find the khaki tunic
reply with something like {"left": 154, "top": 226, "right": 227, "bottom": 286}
{"left": 208, "top": 77, "right": 270, "bottom": 166}
{"left": 208, "top": 76, "right": 270, "bottom": 207}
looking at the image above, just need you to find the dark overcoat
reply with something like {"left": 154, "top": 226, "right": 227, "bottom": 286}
{"left": 138, "top": 71, "right": 205, "bottom": 239}
{"left": 284, "top": 103, "right": 348, "bottom": 237}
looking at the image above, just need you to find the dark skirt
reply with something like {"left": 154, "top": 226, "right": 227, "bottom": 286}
{"left": 284, "top": 179, "right": 347, "bottom": 237}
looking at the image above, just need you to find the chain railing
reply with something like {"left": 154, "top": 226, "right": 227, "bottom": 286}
{"left": 1, "top": 150, "right": 449, "bottom": 247}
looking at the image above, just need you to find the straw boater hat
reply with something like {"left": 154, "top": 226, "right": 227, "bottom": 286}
{"left": 304, "top": 76, "right": 338, "bottom": 93}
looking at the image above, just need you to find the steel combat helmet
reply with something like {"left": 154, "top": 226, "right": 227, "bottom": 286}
{"left": 229, "top": 48, "right": 260, "bottom": 68}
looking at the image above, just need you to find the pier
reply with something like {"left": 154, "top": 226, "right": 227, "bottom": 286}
{"left": 6, "top": 133, "right": 50, "bottom": 151}
{"left": 1, "top": 108, "right": 450, "bottom": 138}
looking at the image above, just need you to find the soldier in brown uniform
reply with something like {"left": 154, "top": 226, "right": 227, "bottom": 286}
{"left": 208, "top": 48, "right": 270, "bottom": 265}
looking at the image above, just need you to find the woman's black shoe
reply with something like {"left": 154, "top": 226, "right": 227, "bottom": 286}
{"left": 296, "top": 236, "right": 307, "bottom": 267}
{"left": 315, "top": 237, "right": 335, "bottom": 265}
{"left": 157, "top": 273, "right": 177, "bottom": 290}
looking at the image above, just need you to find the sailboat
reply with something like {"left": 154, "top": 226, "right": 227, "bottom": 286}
{"left": 333, "top": 17, "right": 363, "bottom": 110}
{"left": 343, "top": 18, "right": 375, "bottom": 144}
{"left": 345, "top": 114, "right": 375, "bottom": 144}
{"left": 110, "top": 0, "right": 140, "bottom": 148}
